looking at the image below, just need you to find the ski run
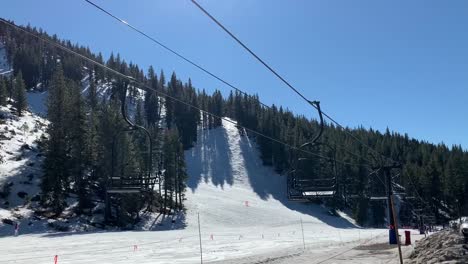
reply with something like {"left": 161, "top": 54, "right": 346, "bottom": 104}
{"left": 0, "top": 108, "right": 413, "bottom": 264}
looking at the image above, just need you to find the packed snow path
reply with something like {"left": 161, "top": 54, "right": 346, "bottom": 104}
{"left": 0, "top": 118, "right": 384, "bottom": 263}
{"left": 185, "top": 118, "right": 360, "bottom": 229}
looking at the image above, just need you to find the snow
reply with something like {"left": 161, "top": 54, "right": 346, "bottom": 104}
{"left": 27, "top": 90, "right": 48, "bottom": 116}
{"left": 0, "top": 116, "right": 394, "bottom": 263}
{"left": 408, "top": 230, "right": 468, "bottom": 263}
{"left": 184, "top": 118, "right": 358, "bottom": 229}
{"left": 0, "top": 105, "right": 48, "bottom": 233}
{"left": 0, "top": 38, "right": 422, "bottom": 262}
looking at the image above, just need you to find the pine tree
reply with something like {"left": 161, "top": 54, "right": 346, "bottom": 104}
{"left": 13, "top": 71, "right": 27, "bottom": 116}
{"left": 91, "top": 54, "right": 104, "bottom": 82}
{"left": 65, "top": 80, "right": 90, "bottom": 212}
{"left": 13, "top": 45, "right": 41, "bottom": 87}
{"left": 4, "top": 21, "right": 468, "bottom": 223}
{"left": 135, "top": 100, "right": 144, "bottom": 126}
{"left": 0, "top": 77, "right": 6, "bottom": 106}
{"left": 83, "top": 109, "right": 99, "bottom": 194}
{"left": 41, "top": 66, "right": 68, "bottom": 214}
{"left": 144, "top": 66, "right": 159, "bottom": 127}
{"left": 6, "top": 76, "right": 13, "bottom": 102}
{"left": 87, "top": 70, "right": 98, "bottom": 110}
{"left": 175, "top": 137, "right": 188, "bottom": 209}
{"left": 95, "top": 99, "right": 123, "bottom": 191}
{"left": 165, "top": 72, "right": 177, "bottom": 129}
{"left": 161, "top": 128, "right": 186, "bottom": 212}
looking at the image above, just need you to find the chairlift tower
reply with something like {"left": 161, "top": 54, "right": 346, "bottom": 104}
{"left": 379, "top": 163, "right": 402, "bottom": 244}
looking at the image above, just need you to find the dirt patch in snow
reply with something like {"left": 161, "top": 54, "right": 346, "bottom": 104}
{"left": 355, "top": 242, "right": 397, "bottom": 251}
{"left": 408, "top": 230, "right": 468, "bottom": 264}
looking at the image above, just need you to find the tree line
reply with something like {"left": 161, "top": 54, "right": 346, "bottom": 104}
{"left": 1, "top": 21, "right": 467, "bottom": 227}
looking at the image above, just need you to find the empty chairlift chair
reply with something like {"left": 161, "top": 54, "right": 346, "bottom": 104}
{"left": 292, "top": 143, "right": 337, "bottom": 199}
{"left": 106, "top": 83, "right": 158, "bottom": 194}
{"left": 287, "top": 101, "right": 338, "bottom": 201}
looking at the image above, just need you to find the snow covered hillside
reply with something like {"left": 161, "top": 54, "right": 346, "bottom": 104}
{"left": 0, "top": 117, "right": 385, "bottom": 264}
{"left": 185, "top": 118, "right": 357, "bottom": 229}
{"left": 0, "top": 103, "right": 106, "bottom": 236}
{"left": 0, "top": 104, "right": 48, "bottom": 233}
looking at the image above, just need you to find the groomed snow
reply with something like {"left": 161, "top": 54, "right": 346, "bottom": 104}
{"left": 0, "top": 117, "right": 388, "bottom": 263}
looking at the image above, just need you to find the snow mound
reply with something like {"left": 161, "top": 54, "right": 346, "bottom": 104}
{"left": 408, "top": 230, "right": 468, "bottom": 264}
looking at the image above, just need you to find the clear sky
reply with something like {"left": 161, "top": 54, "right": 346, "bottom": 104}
{"left": 1, "top": 0, "right": 467, "bottom": 149}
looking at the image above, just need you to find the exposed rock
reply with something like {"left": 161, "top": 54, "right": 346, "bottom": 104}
{"left": 31, "top": 194, "right": 40, "bottom": 202}
{"left": 20, "top": 143, "right": 32, "bottom": 151}
{"left": 17, "top": 191, "right": 28, "bottom": 199}
{"left": 1, "top": 218, "right": 14, "bottom": 225}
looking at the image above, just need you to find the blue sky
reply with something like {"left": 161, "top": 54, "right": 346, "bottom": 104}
{"left": 2, "top": 0, "right": 467, "bottom": 148}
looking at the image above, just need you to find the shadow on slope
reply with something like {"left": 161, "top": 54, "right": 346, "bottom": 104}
{"left": 39, "top": 212, "right": 187, "bottom": 238}
{"left": 239, "top": 135, "right": 357, "bottom": 229}
{"left": 185, "top": 120, "right": 357, "bottom": 229}
{"left": 186, "top": 127, "right": 233, "bottom": 192}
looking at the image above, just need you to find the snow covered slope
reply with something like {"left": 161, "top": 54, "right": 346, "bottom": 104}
{"left": 184, "top": 118, "right": 356, "bottom": 229}
{"left": 0, "top": 105, "right": 48, "bottom": 231}
{"left": 0, "top": 116, "right": 384, "bottom": 264}
{"left": 27, "top": 90, "right": 48, "bottom": 116}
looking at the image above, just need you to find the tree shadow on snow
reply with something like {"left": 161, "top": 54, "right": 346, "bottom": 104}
{"left": 186, "top": 127, "right": 233, "bottom": 192}
{"left": 238, "top": 135, "right": 357, "bottom": 229}
{"left": 184, "top": 122, "right": 358, "bottom": 229}
{"left": 39, "top": 212, "right": 188, "bottom": 238}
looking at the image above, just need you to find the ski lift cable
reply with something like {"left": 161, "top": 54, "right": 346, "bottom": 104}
{"left": 189, "top": 0, "right": 395, "bottom": 166}
{"left": 0, "top": 18, "right": 368, "bottom": 168}
{"left": 108, "top": 82, "right": 155, "bottom": 194}
{"left": 391, "top": 170, "right": 431, "bottom": 209}
{"left": 82, "top": 0, "right": 372, "bottom": 167}
{"left": 83, "top": 0, "right": 270, "bottom": 109}
{"left": 370, "top": 167, "right": 386, "bottom": 189}
{"left": 405, "top": 170, "right": 432, "bottom": 209}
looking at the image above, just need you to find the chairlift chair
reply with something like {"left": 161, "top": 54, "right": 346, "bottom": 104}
{"left": 291, "top": 149, "right": 337, "bottom": 200}
{"left": 287, "top": 101, "right": 338, "bottom": 201}
{"left": 105, "top": 82, "right": 158, "bottom": 220}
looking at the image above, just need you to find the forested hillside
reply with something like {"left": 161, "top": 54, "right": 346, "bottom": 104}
{"left": 1, "top": 20, "right": 467, "bottom": 227}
